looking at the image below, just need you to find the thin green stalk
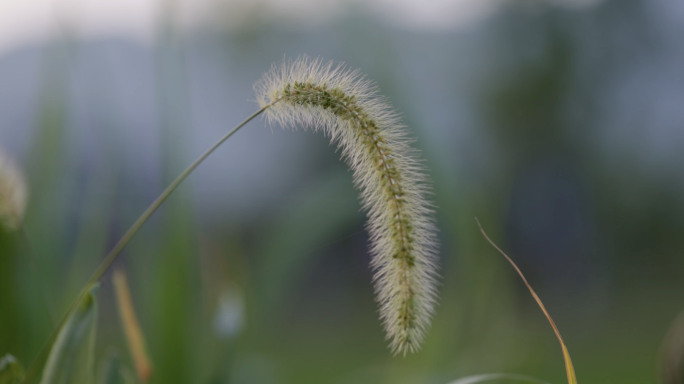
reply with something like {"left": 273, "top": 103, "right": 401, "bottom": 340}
{"left": 85, "top": 103, "right": 271, "bottom": 286}
{"left": 25, "top": 103, "right": 273, "bottom": 382}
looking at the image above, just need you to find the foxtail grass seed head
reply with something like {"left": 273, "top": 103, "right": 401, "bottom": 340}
{"left": 255, "top": 57, "right": 439, "bottom": 355}
{"left": 0, "top": 151, "right": 28, "bottom": 231}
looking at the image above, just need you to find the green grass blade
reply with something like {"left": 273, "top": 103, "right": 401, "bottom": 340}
{"left": 98, "top": 354, "right": 136, "bottom": 384}
{"left": 447, "top": 373, "right": 549, "bottom": 384}
{"left": 38, "top": 284, "right": 98, "bottom": 384}
{"left": 0, "top": 354, "right": 25, "bottom": 384}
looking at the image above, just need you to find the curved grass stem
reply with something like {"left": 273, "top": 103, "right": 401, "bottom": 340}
{"left": 475, "top": 217, "right": 577, "bottom": 384}
{"left": 85, "top": 103, "right": 272, "bottom": 287}
{"left": 25, "top": 103, "right": 274, "bottom": 383}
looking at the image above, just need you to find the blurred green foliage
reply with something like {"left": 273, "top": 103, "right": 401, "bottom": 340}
{"left": 1, "top": 0, "right": 683, "bottom": 383}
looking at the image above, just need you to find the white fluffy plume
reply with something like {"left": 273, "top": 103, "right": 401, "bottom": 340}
{"left": 255, "top": 57, "right": 439, "bottom": 355}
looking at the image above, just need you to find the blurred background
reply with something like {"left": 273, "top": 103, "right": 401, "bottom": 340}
{"left": 1, "top": 0, "right": 683, "bottom": 383}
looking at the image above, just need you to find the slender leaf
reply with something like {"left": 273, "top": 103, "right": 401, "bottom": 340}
{"left": 113, "top": 269, "right": 152, "bottom": 383}
{"left": 39, "top": 284, "right": 98, "bottom": 384}
{"left": 476, "top": 218, "right": 578, "bottom": 384}
{"left": 98, "top": 354, "right": 136, "bottom": 384}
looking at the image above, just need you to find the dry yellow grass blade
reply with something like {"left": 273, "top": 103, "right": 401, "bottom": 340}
{"left": 113, "top": 269, "right": 153, "bottom": 383}
{"left": 475, "top": 218, "right": 577, "bottom": 384}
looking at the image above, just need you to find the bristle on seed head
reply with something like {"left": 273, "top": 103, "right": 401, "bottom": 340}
{"left": 255, "top": 56, "right": 439, "bottom": 355}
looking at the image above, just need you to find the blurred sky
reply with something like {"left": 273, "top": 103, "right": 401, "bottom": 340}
{"left": 0, "top": 0, "right": 605, "bottom": 55}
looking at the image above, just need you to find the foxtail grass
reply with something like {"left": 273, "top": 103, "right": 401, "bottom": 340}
{"left": 28, "top": 57, "right": 437, "bottom": 379}
{"left": 0, "top": 149, "right": 56, "bottom": 325}
{"left": 0, "top": 151, "right": 27, "bottom": 231}
{"left": 256, "top": 57, "right": 439, "bottom": 354}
